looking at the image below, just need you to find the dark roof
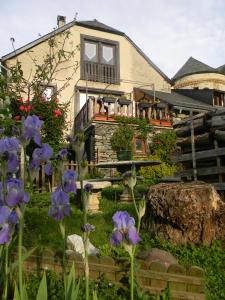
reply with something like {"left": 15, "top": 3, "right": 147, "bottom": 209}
{"left": 138, "top": 88, "right": 213, "bottom": 111}
{"left": 76, "top": 20, "right": 124, "bottom": 35}
{"left": 173, "top": 57, "right": 216, "bottom": 81}
{"left": 217, "top": 64, "right": 225, "bottom": 75}
{"left": 1, "top": 19, "right": 171, "bottom": 83}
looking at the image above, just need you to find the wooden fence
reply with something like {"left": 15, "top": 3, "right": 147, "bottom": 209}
{"left": 35, "top": 161, "right": 96, "bottom": 192}
{"left": 22, "top": 253, "right": 205, "bottom": 300}
{"left": 174, "top": 109, "right": 225, "bottom": 196}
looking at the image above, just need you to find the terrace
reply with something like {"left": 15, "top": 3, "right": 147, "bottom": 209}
{"left": 74, "top": 92, "right": 174, "bottom": 131}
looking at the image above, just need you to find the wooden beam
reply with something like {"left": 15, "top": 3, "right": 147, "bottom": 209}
{"left": 174, "top": 147, "right": 225, "bottom": 162}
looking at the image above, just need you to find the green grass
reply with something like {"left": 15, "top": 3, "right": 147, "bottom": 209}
{"left": 23, "top": 192, "right": 225, "bottom": 300}
{"left": 24, "top": 192, "right": 135, "bottom": 251}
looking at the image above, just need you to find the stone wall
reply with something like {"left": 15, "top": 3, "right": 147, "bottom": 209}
{"left": 93, "top": 122, "right": 119, "bottom": 163}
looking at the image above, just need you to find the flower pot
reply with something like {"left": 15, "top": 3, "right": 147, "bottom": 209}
{"left": 160, "top": 120, "right": 172, "bottom": 127}
{"left": 117, "top": 150, "right": 132, "bottom": 161}
{"left": 150, "top": 119, "right": 161, "bottom": 126}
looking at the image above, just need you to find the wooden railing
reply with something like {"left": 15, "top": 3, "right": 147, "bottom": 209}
{"left": 22, "top": 253, "right": 205, "bottom": 300}
{"left": 74, "top": 98, "right": 174, "bottom": 131}
{"left": 82, "top": 61, "right": 119, "bottom": 84}
{"left": 34, "top": 161, "right": 96, "bottom": 193}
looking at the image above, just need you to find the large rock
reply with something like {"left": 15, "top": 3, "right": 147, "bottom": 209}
{"left": 143, "top": 181, "right": 225, "bottom": 245}
{"left": 137, "top": 248, "right": 178, "bottom": 268}
{"left": 66, "top": 234, "right": 99, "bottom": 258}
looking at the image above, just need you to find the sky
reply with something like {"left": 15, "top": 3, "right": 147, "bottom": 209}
{"left": 1, "top": 0, "right": 225, "bottom": 78}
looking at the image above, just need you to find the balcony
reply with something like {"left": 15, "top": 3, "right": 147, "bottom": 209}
{"left": 81, "top": 61, "right": 119, "bottom": 84}
{"left": 74, "top": 97, "right": 173, "bottom": 131}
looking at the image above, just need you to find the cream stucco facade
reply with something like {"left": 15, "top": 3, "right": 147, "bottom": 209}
{"left": 3, "top": 22, "right": 171, "bottom": 132}
{"left": 173, "top": 73, "right": 225, "bottom": 91}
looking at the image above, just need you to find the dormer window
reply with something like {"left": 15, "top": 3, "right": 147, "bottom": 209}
{"left": 81, "top": 35, "right": 120, "bottom": 84}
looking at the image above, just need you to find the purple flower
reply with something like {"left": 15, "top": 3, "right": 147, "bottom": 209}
{"left": 62, "top": 170, "right": 77, "bottom": 193}
{"left": 48, "top": 187, "right": 71, "bottom": 221}
{"left": 111, "top": 211, "right": 140, "bottom": 246}
{"left": 0, "top": 206, "right": 11, "bottom": 224}
{"left": 0, "top": 182, "right": 3, "bottom": 205}
{"left": 0, "top": 206, "right": 19, "bottom": 244}
{"left": 22, "top": 115, "right": 43, "bottom": 146}
{"left": 0, "top": 224, "right": 11, "bottom": 244}
{"left": 82, "top": 223, "right": 95, "bottom": 233}
{"left": 111, "top": 230, "right": 123, "bottom": 246}
{"left": 6, "top": 179, "right": 29, "bottom": 207}
{"left": 8, "top": 210, "right": 19, "bottom": 225}
{"left": 57, "top": 148, "right": 68, "bottom": 160}
{"left": 7, "top": 152, "right": 19, "bottom": 173}
{"left": 32, "top": 144, "right": 53, "bottom": 162}
{"left": 29, "top": 159, "right": 40, "bottom": 171}
{"left": 44, "top": 162, "right": 52, "bottom": 176}
{"left": 84, "top": 183, "right": 93, "bottom": 193}
{"left": 0, "top": 137, "right": 20, "bottom": 155}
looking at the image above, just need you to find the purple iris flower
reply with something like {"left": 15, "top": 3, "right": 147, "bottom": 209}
{"left": 7, "top": 152, "right": 19, "bottom": 173}
{"left": 6, "top": 179, "right": 29, "bottom": 207}
{"left": 62, "top": 170, "right": 77, "bottom": 193}
{"left": 111, "top": 211, "right": 140, "bottom": 246}
{"left": 0, "top": 182, "right": 3, "bottom": 205}
{"left": 8, "top": 210, "right": 19, "bottom": 225}
{"left": 32, "top": 144, "right": 53, "bottom": 162}
{"left": 57, "top": 148, "right": 68, "bottom": 160}
{"left": 0, "top": 137, "right": 20, "bottom": 155}
{"left": 44, "top": 161, "right": 52, "bottom": 176}
{"left": 48, "top": 187, "right": 71, "bottom": 221}
{"left": 84, "top": 183, "right": 93, "bottom": 193}
{"left": 82, "top": 223, "right": 95, "bottom": 233}
{"left": 22, "top": 115, "right": 43, "bottom": 146}
{"left": 0, "top": 224, "right": 11, "bottom": 244}
{"left": 0, "top": 206, "right": 11, "bottom": 224}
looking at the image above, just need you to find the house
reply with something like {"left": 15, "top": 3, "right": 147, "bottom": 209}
{"left": 0, "top": 17, "right": 216, "bottom": 163}
{"left": 173, "top": 57, "right": 225, "bottom": 108}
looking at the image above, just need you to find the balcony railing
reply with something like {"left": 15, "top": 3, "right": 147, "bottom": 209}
{"left": 74, "top": 97, "right": 174, "bottom": 131}
{"left": 81, "top": 61, "right": 119, "bottom": 84}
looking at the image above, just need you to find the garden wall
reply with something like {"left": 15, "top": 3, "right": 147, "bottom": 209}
{"left": 22, "top": 253, "right": 205, "bottom": 300}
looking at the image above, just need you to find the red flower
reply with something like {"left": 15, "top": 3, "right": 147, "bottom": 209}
{"left": 14, "top": 115, "right": 21, "bottom": 121}
{"left": 24, "top": 105, "right": 31, "bottom": 112}
{"left": 55, "top": 99, "right": 59, "bottom": 103}
{"left": 17, "top": 97, "right": 23, "bottom": 103}
{"left": 19, "top": 105, "right": 25, "bottom": 111}
{"left": 54, "top": 109, "right": 62, "bottom": 117}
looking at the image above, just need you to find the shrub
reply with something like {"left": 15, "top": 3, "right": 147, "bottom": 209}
{"left": 139, "top": 154, "right": 177, "bottom": 184}
{"left": 150, "top": 130, "right": 177, "bottom": 164}
{"left": 110, "top": 124, "right": 134, "bottom": 152}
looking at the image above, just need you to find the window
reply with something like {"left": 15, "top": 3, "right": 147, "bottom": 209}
{"left": 40, "top": 84, "right": 56, "bottom": 101}
{"left": 133, "top": 137, "right": 147, "bottom": 157}
{"left": 81, "top": 35, "right": 119, "bottom": 84}
{"left": 214, "top": 92, "right": 224, "bottom": 107}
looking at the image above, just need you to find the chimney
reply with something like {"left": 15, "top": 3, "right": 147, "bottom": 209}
{"left": 57, "top": 15, "right": 66, "bottom": 28}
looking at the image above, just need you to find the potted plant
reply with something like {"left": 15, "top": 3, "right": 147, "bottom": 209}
{"left": 110, "top": 124, "right": 134, "bottom": 160}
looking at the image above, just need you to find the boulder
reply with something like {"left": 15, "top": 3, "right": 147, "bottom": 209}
{"left": 143, "top": 181, "right": 225, "bottom": 245}
{"left": 66, "top": 234, "right": 99, "bottom": 258}
{"left": 137, "top": 248, "right": 178, "bottom": 268}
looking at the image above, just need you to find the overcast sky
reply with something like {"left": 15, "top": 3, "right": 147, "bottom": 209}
{"left": 1, "top": 0, "right": 225, "bottom": 78}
